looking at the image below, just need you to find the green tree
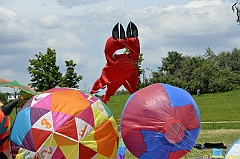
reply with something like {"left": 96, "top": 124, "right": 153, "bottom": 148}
{"left": 27, "top": 48, "right": 62, "bottom": 92}
{"left": 154, "top": 51, "right": 185, "bottom": 88}
{"left": 27, "top": 48, "right": 83, "bottom": 92}
{"left": 136, "top": 53, "right": 146, "bottom": 89}
{"left": 147, "top": 47, "right": 240, "bottom": 94}
{"left": 15, "top": 91, "right": 34, "bottom": 113}
{"left": 229, "top": 47, "right": 240, "bottom": 73}
{"left": 160, "top": 51, "right": 183, "bottom": 74}
{"left": 0, "top": 93, "right": 7, "bottom": 104}
{"left": 59, "top": 60, "right": 83, "bottom": 88}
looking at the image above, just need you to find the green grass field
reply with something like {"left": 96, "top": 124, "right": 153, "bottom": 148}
{"left": 106, "top": 88, "right": 240, "bottom": 158}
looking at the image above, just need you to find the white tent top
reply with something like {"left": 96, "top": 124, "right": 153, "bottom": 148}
{"left": 225, "top": 138, "right": 240, "bottom": 159}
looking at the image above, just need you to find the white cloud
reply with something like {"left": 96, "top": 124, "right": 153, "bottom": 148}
{"left": 38, "top": 14, "right": 60, "bottom": 28}
{"left": 57, "top": 0, "right": 105, "bottom": 8}
{"left": 184, "top": 0, "right": 222, "bottom": 8}
{"left": 0, "top": 7, "right": 18, "bottom": 20}
{"left": 46, "top": 32, "right": 84, "bottom": 49}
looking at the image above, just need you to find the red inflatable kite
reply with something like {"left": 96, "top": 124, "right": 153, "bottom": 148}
{"left": 91, "top": 22, "right": 140, "bottom": 103}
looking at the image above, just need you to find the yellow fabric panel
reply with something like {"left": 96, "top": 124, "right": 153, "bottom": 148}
{"left": 15, "top": 148, "right": 23, "bottom": 159}
{"left": 43, "top": 134, "right": 58, "bottom": 147}
{"left": 92, "top": 106, "right": 108, "bottom": 128}
{"left": 51, "top": 90, "right": 90, "bottom": 116}
{"left": 15, "top": 154, "right": 23, "bottom": 159}
{"left": 95, "top": 153, "right": 109, "bottom": 159}
{"left": 79, "top": 130, "right": 97, "bottom": 152}
{"left": 59, "top": 144, "right": 79, "bottom": 158}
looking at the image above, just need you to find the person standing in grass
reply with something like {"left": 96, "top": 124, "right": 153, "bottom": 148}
{"left": 197, "top": 89, "right": 200, "bottom": 96}
{"left": 185, "top": 85, "right": 189, "bottom": 92}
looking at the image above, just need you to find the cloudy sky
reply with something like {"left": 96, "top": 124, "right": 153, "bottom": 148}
{"left": 0, "top": 0, "right": 239, "bottom": 94}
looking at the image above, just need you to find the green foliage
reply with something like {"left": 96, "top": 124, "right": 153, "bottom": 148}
{"left": 148, "top": 47, "right": 240, "bottom": 94}
{"left": 59, "top": 60, "right": 83, "bottom": 89}
{"left": 27, "top": 48, "right": 83, "bottom": 92}
{"left": 136, "top": 53, "right": 145, "bottom": 89}
{"left": 27, "top": 48, "right": 62, "bottom": 92}
{"left": 0, "top": 93, "right": 7, "bottom": 104}
{"left": 17, "top": 91, "right": 34, "bottom": 108}
{"left": 115, "top": 89, "right": 129, "bottom": 95}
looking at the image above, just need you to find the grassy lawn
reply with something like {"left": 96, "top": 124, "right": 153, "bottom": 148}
{"left": 106, "top": 88, "right": 240, "bottom": 158}
{"left": 107, "top": 88, "right": 240, "bottom": 124}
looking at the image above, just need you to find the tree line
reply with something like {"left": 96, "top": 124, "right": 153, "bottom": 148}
{"left": 139, "top": 47, "right": 240, "bottom": 95}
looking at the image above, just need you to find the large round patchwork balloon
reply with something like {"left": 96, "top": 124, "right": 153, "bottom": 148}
{"left": 121, "top": 83, "right": 201, "bottom": 159}
{"left": 10, "top": 88, "right": 119, "bottom": 159}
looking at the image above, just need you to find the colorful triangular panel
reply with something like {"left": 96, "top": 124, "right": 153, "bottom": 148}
{"left": 51, "top": 147, "right": 66, "bottom": 159}
{"left": 30, "top": 108, "right": 51, "bottom": 126}
{"left": 56, "top": 118, "right": 78, "bottom": 141}
{"left": 37, "top": 134, "right": 58, "bottom": 159}
{"left": 31, "top": 93, "right": 52, "bottom": 109}
{"left": 91, "top": 153, "right": 109, "bottom": 159}
{"left": 79, "top": 92, "right": 98, "bottom": 105}
{"left": 75, "top": 106, "right": 94, "bottom": 128}
{"left": 52, "top": 111, "right": 73, "bottom": 131}
{"left": 31, "top": 128, "right": 52, "bottom": 151}
{"left": 91, "top": 106, "right": 108, "bottom": 128}
{"left": 21, "top": 129, "right": 36, "bottom": 152}
{"left": 21, "top": 98, "right": 34, "bottom": 109}
{"left": 51, "top": 90, "right": 90, "bottom": 116}
{"left": 32, "top": 111, "right": 54, "bottom": 132}
{"left": 37, "top": 146, "right": 57, "bottom": 159}
{"left": 53, "top": 132, "right": 78, "bottom": 146}
{"left": 79, "top": 143, "right": 96, "bottom": 159}
{"left": 75, "top": 117, "right": 94, "bottom": 141}
{"left": 59, "top": 144, "right": 79, "bottom": 159}
{"left": 79, "top": 130, "right": 97, "bottom": 152}
{"left": 91, "top": 100, "right": 108, "bottom": 118}
{"left": 42, "top": 134, "right": 58, "bottom": 147}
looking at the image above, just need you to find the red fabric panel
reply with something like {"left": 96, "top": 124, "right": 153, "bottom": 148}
{"left": 163, "top": 120, "right": 185, "bottom": 144}
{"left": 171, "top": 104, "right": 200, "bottom": 130}
{"left": 168, "top": 149, "right": 189, "bottom": 159}
{"left": 79, "top": 143, "right": 96, "bottom": 159}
